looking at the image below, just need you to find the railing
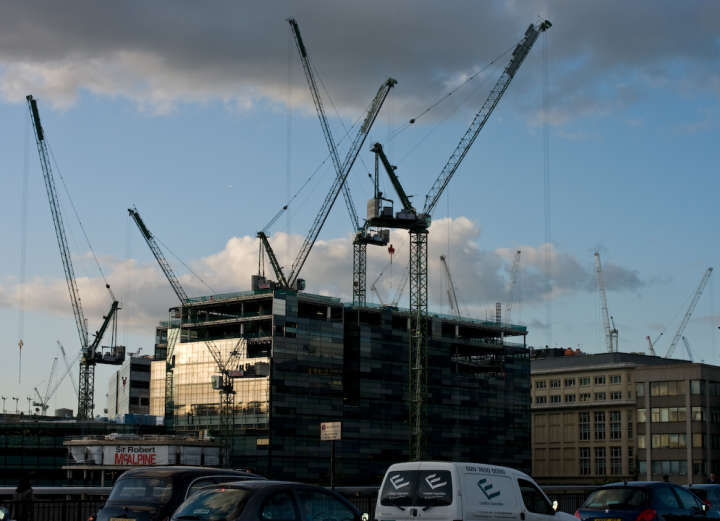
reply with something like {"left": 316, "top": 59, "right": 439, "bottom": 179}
{"left": 0, "top": 499, "right": 106, "bottom": 521}
{"left": 346, "top": 302, "right": 527, "bottom": 332}
{"left": 184, "top": 289, "right": 341, "bottom": 304}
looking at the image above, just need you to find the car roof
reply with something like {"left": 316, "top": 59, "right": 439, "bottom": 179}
{"left": 686, "top": 484, "right": 720, "bottom": 488}
{"left": 600, "top": 482, "right": 676, "bottom": 488}
{"left": 116, "top": 467, "right": 260, "bottom": 481}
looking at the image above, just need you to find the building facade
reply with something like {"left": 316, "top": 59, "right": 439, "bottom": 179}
{"left": 531, "top": 352, "right": 687, "bottom": 485}
{"left": 635, "top": 363, "right": 720, "bottom": 482}
{"left": 108, "top": 356, "right": 153, "bottom": 417}
{"left": 151, "top": 288, "right": 531, "bottom": 484}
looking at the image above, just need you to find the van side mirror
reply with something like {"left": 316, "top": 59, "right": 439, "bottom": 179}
{"left": 362, "top": 514, "right": 369, "bottom": 521}
{"left": 552, "top": 501, "right": 558, "bottom": 512}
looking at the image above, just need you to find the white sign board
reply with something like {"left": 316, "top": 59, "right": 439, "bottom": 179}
{"left": 320, "top": 422, "right": 342, "bottom": 441}
{"left": 103, "top": 445, "right": 169, "bottom": 466}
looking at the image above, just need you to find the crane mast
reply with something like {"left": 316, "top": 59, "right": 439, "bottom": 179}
{"left": 665, "top": 268, "right": 713, "bottom": 358}
{"left": 646, "top": 336, "right": 657, "bottom": 357}
{"left": 27, "top": 95, "right": 122, "bottom": 420}
{"left": 594, "top": 253, "right": 618, "bottom": 353}
{"left": 505, "top": 250, "right": 521, "bottom": 320}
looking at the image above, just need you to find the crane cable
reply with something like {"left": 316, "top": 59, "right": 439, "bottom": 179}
{"left": 378, "top": 39, "right": 520, "bottom": 156}
{"left": 45, "top": 139, "right": 106, "bottom": 316}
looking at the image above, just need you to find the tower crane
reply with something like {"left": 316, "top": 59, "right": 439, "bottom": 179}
{"left": 34, "top": 348, "right": 85, "bottom": 414}
{"left": 594, "top": 253, "right": 618, "bottom": 353}
{"left": 287, "top": 19, "right": 391, "bottom": 304}
{"left": 505, "top": 251, "right": 521, "bottom": 321}
{"left": 129, "top": 207, "right": 247, "bottom": 468}
{"left": 258, "top": 77, "right": 396, "bottom": 292}
{"left": 440, "top": 255, "right": 463, "bottom": 318}
{"left": 681, "top": 337, "right": 695, "bottom": 363}
{"left": 665, "top": 268, "right": 713, "bottom": 358}
{"left": 27, "top": 95, "right": 124, "bottom": 420}
{"left": 367, "top": 20, "right": 550, "bottom": 460}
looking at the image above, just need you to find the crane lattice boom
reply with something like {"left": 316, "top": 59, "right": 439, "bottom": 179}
{"left": 505, "top": 251, "right": 521, "bottom": 320}
{"left": 288, "top": 18, "right": 360, "bottom": 232}
{"left": 422, "top": 21, "right": 551, "bottom": 216}
{"left": 594, "top": 253, "right": 617, "bottom": 353}
{"left": 665, "top": 268, "right": 713, "bottom": 358}
{"left": 440, "top": 255, "right": 461, "bottom": 318}
{"left": 285, "top": 78, "right": 396, "bottom": 287}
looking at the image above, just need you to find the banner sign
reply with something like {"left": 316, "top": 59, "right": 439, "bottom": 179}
{"left": 320, "top": 422, "right": 342, "bottom": 441}
{"left": 103, "top": 445, "right": 169, "bottom": 466}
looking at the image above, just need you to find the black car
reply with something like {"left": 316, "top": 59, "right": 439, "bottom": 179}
{"left": 95, "top": 467, "right": 265, "bottom": 521}
{"left": 171, "top": 481, "right": 365, "bottom": 521}
{"left": 685, "top": 485, "right": 720, "bottom": 510}
{"left": 575, "top": 482, "right": 719, "bottom": 521}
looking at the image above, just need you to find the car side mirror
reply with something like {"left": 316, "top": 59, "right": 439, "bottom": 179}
{"left": 362, "top": 514, "right": 369, "bottom": 521}
{"left": 0, "top": 507, "right": 9, "bottom": 521}
{"left": 702, "top": 504, "right": 709, "bottom": 513}
{"left": 553, "top": 501, "right": 559, "bottom": 512}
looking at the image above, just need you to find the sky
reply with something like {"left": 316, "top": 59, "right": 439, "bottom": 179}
{"left": 0, "top": 1, "right": 719, "bottom": 416}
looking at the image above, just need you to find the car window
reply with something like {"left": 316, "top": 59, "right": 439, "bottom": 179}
{"left": 689, "top": 489, "right": 707, "bottom": 501}
{"left": 174, "top": 487, "right": 253, "bottom": 521}
{"left": 261, "top": 491, "right": 300, "bottom": 521}
{"left": 584, "top": 488, "right": 647, "bottom": 509}
{"left": 517, "top": 479, "right": 553, "bottom": 515}
{"left": 675, "top": 488, "right": 702, "bottom": 511}
{"left": 108, "top": 478, "right": 173, "bottom": 504}
{"left": 296, "top": 489, "right": 358, "bottom": 521}
{"left": 187, "top": 479, "right": 216, "bottom": 498}
{"left": 655, "top": 488, "right": 680, "bottom": 509}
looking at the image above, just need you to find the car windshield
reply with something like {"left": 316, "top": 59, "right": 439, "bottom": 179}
{"left": 108, "top": 478, "right": 173, "bottom": 505}
{"left": 174, "top": 488, "right": 254, "bottom": 521}
{"left": 583, "top": 488, "right": 647, "bottom": 509}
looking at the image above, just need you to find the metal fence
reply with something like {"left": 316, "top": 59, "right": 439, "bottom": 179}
{"left": 0, "top": 500, "right": 105, "bottom": 521}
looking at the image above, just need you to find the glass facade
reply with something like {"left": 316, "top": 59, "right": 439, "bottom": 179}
{"left": 159, "top": 291, "right": 530, "bottom": 484}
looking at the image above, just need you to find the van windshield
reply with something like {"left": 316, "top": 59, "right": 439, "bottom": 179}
{"left": 380, "top": 471, "right": 453, "bottom": 508}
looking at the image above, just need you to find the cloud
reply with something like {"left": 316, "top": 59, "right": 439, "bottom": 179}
{"left": 0, "top": 217, "right": 653, "bottom": 329}
{"left": 0, "top": 1, "right": 718, "bottom": 127}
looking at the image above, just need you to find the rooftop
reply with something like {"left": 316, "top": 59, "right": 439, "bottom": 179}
{"left": 531, "top": 351, "right": 690, "bottom": 374}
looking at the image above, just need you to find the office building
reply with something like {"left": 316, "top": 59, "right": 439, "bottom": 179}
{"left": 151, "top": 288, "right": 531, "bottom": 484}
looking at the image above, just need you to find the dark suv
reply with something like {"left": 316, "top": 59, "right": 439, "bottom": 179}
{"left": 576, "top": 482, "right": 719, "bottom": 521}
{"left": 95, "top": 467, "right": 264, "bottom": 521}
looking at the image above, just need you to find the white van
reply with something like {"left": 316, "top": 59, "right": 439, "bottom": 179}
{"left": 375, "top": 462, "right": 576, "bottom": 521}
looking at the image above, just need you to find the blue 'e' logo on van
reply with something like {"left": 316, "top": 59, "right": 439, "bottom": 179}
{"left": 477, "top": 479, "right": 501, "bottom": 500}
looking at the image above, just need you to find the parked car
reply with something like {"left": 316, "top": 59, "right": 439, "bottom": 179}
{"left": 171, "top": 481, "right": 365, "bottom": 521}
{"left": 685, "top": 485, "right": 720, "bottom": 509}
{"left": 376, "top": 461, "right": 575, "bottom": 521}
{"left": 576, "top": 482, "right": 719, "bottom": 521}
{"left": 94, "top": 466, "right": 265, "bottom": 521}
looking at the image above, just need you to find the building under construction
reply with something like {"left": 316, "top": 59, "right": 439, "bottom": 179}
{"left": 150, "top": 288, "right": 530, "bottom": 484}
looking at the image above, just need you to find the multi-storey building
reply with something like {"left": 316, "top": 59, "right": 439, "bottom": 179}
{"left": 531, "top": 352, "right": 687, "bottom": 484}
{"left": 107, "top": 355, "right": 153, "bottom": 417}
{"left": 150, "top": 288, "right": 532, "bottom": 484}
{"left": 635, "top": 363, "right": 720, "bottom": 482}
